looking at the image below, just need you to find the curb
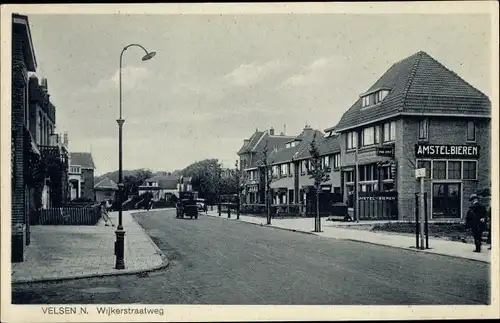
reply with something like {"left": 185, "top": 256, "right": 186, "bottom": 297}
{"left": 11, "top": 261, "right": 170, "bottom": 285}
{"left": 12, "top": 213, "right": 171, "bottom": 285}
{"left": 207, "top": 213, "right": 490, "bottom": 264}
{"left": 344, "top": 238, "right": 490, "bottom": 264}
{"left": 206, "top": 213, "right": 316, "bottom": 235}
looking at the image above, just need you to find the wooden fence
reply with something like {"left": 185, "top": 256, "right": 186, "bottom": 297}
{"left": 33, "top": 206, "right": 102, "bottom": 225}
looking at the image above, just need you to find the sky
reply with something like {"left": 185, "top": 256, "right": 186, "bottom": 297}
{"left": 26, "top": 12, "right": 493, "bottom": 176}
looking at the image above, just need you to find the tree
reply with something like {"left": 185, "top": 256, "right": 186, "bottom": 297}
{"left": 260, "top": 140, "right": 276, "bottom": 225}
{"left": 182, "top": 159, "right": 221, "bottom": 204}
{"left": 232, "top": 160, "right": 249, "bottom": 219}
{"left": 309, "top": 132, "right": 330, "bottom": 232}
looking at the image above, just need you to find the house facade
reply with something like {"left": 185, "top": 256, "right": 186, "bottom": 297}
{"left": 11, "top": 13, "right": 38, "bottom": 262}
{"left": 238, "top": 126, "right": 342, "bottom": 215}
{"left": 138, "top": 173, "right": 192, "bottom": 201}
{"left": 94, "top": 177, "right": 118, "bottom": 203}
{"left": 29, "top": 76, "right": 70, "bottom": 209}
{"left": 327, "top": 51, "right": 491, "bottom": 221}
{"left": 238, "top": 127, "right": 295, "bottom": 205}
{"left": 68, "top": 152, "right": 96, "bottom": 201}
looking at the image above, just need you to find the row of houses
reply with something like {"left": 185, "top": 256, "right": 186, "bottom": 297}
{"left": 11, "top": 14, "right": 97, "bottom": 262}
{"left": 237, "top": 51, "right": 491, "bottom": 222}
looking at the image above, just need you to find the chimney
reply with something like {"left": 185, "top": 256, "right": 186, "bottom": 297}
{"left": 283, "top": 124, "right": 286, "bottom": 135}
{"left": 269, "top": 127, "right": 275, "bottom": 135}
{"left": 41, "top": 77, "right": 48, "bottom": 92}
{"left": 63, "top": 132, "right": 68, "bottom": 148}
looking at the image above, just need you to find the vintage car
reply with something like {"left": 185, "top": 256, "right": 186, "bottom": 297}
{"left": 176, "top": 198, "right": 199, "bottom": 220}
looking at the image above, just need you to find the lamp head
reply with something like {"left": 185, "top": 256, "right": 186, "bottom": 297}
{"left": 142, "top": 51, "right": 156, "bottom": 61}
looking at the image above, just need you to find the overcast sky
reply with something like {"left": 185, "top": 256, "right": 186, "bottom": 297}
{"left": 26, "top": 12, "right": 492, "bottom": 176}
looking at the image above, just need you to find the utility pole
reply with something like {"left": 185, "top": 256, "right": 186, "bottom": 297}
{"left": 354, "top": 131, "right": 360, "bottom": 222}
{"left": 415, "top": 167, "right": 426, "bottom": 250}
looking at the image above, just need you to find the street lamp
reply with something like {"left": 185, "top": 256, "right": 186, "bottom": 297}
{"left": 115, "top": 43, "right": 156, "bottom": 270}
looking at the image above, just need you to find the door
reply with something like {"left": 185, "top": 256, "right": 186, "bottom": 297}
{"left": 432, "top": 183, "right": 461, "bottom": 218}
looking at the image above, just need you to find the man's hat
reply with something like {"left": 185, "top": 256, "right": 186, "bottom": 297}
{"left": 469, "top": 194, "right": 479, "bottom": 201}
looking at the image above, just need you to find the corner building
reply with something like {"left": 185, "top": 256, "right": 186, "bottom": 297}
{"left": 328, "top": 51, "right": 491, "bottom": 221}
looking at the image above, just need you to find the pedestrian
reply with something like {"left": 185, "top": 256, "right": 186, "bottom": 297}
{"left": 101, "top": 201, "right": 115, "bottom": 227}
{"left": 465, "top": 194, "right": 487, "bottom": 253}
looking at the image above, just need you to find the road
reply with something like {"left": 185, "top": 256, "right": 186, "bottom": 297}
{"left": 12, "top": 209, "right": 490, "bottom": 305}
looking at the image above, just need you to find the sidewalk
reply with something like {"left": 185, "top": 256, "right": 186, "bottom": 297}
{"left": 206, "top": 211, "right": 491, "bottom": 263}
{"left": 11, "top": 209, "right": 169, "bottom": 284}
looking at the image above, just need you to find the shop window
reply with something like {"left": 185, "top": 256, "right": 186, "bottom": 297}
{"left": 447, "top": 161, "right": 462, "bottom": 179}
{"left": 432, "top": 161, "right": 446, "bottom": 179}
{"left": 416, "top": 160, "right": 431, "bottom": 179}
{"left": 418, "top": 119, "right": 429, "bottom": 141}
{"left": 463, "top": 161, "right": 477, "bottom": 180}
{"left": 467, "top": 121, "right": 476, "bottom": 142}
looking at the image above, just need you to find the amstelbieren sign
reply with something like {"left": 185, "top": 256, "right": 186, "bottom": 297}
{"left": 415, "top": 144, "right": 480, "bottom": 159}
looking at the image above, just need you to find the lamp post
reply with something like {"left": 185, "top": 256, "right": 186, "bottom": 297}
{"left": 115, "top": 44, "right": 156, "bottom": 270}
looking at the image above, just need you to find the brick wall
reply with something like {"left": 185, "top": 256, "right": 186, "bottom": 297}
{"left": 398, "top": 116, "right": 491, "bottom": 221}
{"left": 11, "top": 29, "right": 27, "bottom": 262}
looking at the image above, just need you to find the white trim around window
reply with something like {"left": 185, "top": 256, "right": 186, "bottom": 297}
{"left": 415, "top": 159, "right": 478, "bottom": 181}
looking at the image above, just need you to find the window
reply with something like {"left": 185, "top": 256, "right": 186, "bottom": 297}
{"left": 418, "top": 119, "right": 428, "bottom": 140}
{"left": 447, "top": 161, "right": 462, "bottom": 179}
{"left": 280, "top": 164, "right": 288, "bottom": 176}
{"left": 361, "top": 127, "right": 375, "bottom": 146}
{"left": 324, "top": 156, "right": 330, "bottom": 168}
{"left": 383, "top": 121, "right": 396, "bottom": 142}
{"left": 289, "top": 189, "right": 294, "bottom": 204}
{"left": 374, "top": 126, "right": 380, "bottom": 144}
{"left": 345, "top": 171, "right": 354, "bottom": 183}
{"left": 361, "top": 96, "right": 369, "bottom": 107}
{"left": 301, "top": 160, "right": 308, "bottom": 174}
{"left": 467, "top": 121, "right": 476, "bottom": 142}
{"left": 432, "top": 161, "right": 446, "bottom": 179}
{"left": 417, "top": 160, "right": 431, "bottom": 179}
{"left": 359, "top": 164, "right": 377, "bottom": 182}
{"left": 347, "top": 131, "right": 358, "bottom": 150}
{"left": 463, "top": 161, "right": 477, "bottom": 180}
{"left": 333, "top": 154, "right": 340, "bottom": 169}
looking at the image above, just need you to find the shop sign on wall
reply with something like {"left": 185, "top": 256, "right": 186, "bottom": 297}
{"left": 415, "top": 144, "right": 480, "bottom": 159}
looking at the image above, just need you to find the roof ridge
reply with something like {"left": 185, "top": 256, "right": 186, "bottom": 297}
{"left": 401, "top": 51, "right": 424, "bottom": 112}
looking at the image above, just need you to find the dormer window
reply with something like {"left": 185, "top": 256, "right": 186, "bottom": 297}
{"left": 361, "top": 89, "right": 390, "bottom": 108}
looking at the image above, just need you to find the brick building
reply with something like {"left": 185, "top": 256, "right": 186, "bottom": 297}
{"left": 237, "top": 127, "right": 294, "bottom": 204}
{"left": 11, "top": 14, "right": 38, "bottom": 262}
{"left": 11, "top": 14, "right": 71, "bottom": 262}
{"left": 326, "top": 51, "right": 491, "bottom": 221}
{"left": 68, "top": 152, "right": 96, "bottom": 201}
{"left": 29, "top": 76, "right": 70, "bottom": 209}
{"left": 238, "top": 126, "right": 342, "bottom": 215}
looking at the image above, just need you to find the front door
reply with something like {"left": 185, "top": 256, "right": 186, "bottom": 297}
{"left": 432, "top": 183, "right": 461, "bottom": 218}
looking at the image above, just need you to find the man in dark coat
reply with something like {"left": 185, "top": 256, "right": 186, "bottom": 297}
{"left": 466, "top": 194, "right": 488, "bottom": 252}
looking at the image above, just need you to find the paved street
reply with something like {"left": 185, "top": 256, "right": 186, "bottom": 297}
{"left": 12, "top": 209, "right": 490, "bottom": 305}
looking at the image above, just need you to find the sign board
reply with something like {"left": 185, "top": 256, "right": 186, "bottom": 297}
{"left": 377, "top": 146, "right": 394, "bottom": 157}
{"left": 415, "top": 144, "right": 480, "bottom": 159}
{"left": 358, "top": 191, "right": 398, "bottom": 201}
{"left": 415, "top": 168, "right": 426, "bottom": 178}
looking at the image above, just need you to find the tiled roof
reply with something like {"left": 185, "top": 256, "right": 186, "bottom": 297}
{"left": 144, "top": 174, "right": 179, "bottom": 190}
{"left": 94, "top": 178, "right": 118, "bottom": 190}
{"left": 333, "top": 51, "right": 491, "bottom": 132}
{"left": 259, "top": 127, "right": 324, "bottom": 165}
{"left": 237, "top": 130, "right": 264, "bottom": 155}
{"left": 295, "top": 134, "right": 341, "bottom": 160}
{"left": 70, "top": 152, "right": 95, "bottom": 169}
